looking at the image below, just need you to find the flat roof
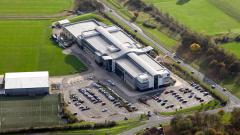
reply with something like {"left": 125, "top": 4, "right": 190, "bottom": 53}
{"left": 58, "top": 19, "right": 70, "bottom": 25}
{"left": 116, "top": 58, "right": 144, "bottom": 78}
{"left": 64, "top": 20, "right": 99, "bottom": 38}
{"left": 5, "top": 71, "right": 49, "bottom": 89}
{"left": 138, "top": 54, "right": 169, "bottom": 75}
{"left": 64, "top": 20, "right": 170, "bottom": 77}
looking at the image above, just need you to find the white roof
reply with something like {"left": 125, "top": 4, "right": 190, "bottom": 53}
{"left": 58, "top": 19, "right": 70, "bottom": 25}
{"left": 64, "top": 20, "right": 99, "bottom": 38}
{"left": 4, "top": 71, "right": 49, "bottom": 89}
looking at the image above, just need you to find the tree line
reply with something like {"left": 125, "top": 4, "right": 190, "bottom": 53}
{"left": 125, "top": 0, "right": 240, "bottom": 84}
{"left": 170, "top": 108, "right": 240, "bottom": 135}
{"left": 74, "top": 0, "right": 104, "bottom": 12}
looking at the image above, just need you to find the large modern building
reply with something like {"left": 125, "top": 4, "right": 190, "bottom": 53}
{"left": 4, "top": 71, "right": 49, "bottom": 96}
{"left": 62, "top": 19, "right": 171, "bottom": 91}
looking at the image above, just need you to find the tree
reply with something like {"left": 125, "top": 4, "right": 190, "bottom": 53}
{"left": 190, "top": 43, "right": 201, "bottom": 52}
{"left": 75, "top": 0, "right": 104, "bottom": 12}
{"left": 230, "top": 108, "right": 240, "bottom": 129}
{"left": 125, "top": 0, "right": 146, "bottom": 11}
{"left": 229, "top": 62, "right": 240, "bottom": 74}
{"left": 177, "top": 118, "right": 193, "bottom": 131}
{"left": 134, "top": 12, "right": 139, "bottom": 18}
{"left": 209, "top": 60, "right": 218, "bottom": 68}
{"left": 195, "top": 131, "right": 204, "bottom": 135}
{"left": 205, "top": 128, "right": 218, "bottom": 135}
{"left": 131, "top": 12, "right": 139, "bottom": 22}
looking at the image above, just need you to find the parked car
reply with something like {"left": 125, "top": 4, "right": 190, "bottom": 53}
{"left": 102, "top": 108, "right": 108, "bottom": 112}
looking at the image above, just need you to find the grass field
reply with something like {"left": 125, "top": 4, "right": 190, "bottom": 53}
{"left": 143, "top": 0, "right": 240, "bottom": 35}
{"left": 0, "top": 0, "right": 72, "bottom": 16}
{"left": 52, "top": 119, "right": 145, "bottom": 135}
{"left": 209, "top": 0, "right": 240, "bottom": 22}
{"left": 69, "top": 13, "right": 112, "bottom": 25}
{"left": 221, "top": 42, "right": 240, "bottom": 59}
{"left": 0, "top": 20, "right": 86, "bottom": 76}
{"left": 142, "top": 25, "right": 178, "bottom": 50}
{"left": 0, "top": 95, "right": 62, "bottom": 130}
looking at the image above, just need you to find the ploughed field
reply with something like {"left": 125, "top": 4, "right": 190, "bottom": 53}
{"left": 0, "top": 95, "right": 62, "bottom": 130}
{"left": 143, "top": 0, "right": 240, "bottom": 35}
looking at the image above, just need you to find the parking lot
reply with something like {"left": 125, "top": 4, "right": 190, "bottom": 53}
{"left": 138, "top": 82, "right": 213, "bottom": 113}
{"left": 59, "top": 44, "right": 215, "bottom": 121}
{"left": 63, "top": 76, "right": 132, "bottom": 122}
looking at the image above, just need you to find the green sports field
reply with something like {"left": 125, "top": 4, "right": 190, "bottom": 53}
{"left": 0, "top": 20, "right": 86, "bottom": 76}
{"left": 0, "top": 95, "right": 62, "bottom": 130}
{"left": 0, "top": 0, "right": 72, "bottom": 16}
{"left": 143, "top": 0, "right": 240, "bottom": 35}
{"left": 222, "top": 42, "right": 240, "bottom": 59}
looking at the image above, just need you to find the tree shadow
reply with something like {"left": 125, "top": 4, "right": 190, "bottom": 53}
{"left": 176, "top": 0, "right": 191, "bottom": 5}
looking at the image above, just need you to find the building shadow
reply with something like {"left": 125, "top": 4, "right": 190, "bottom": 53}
{"left": 64, "top": 55, "right": 87, "bottom": 74}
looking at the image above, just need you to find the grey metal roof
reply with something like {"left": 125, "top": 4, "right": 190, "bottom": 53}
{"left": 64, "top": 20, "right": 170, "bottom": 77}
{"left": 116, "top": 58, "right": 144, "bottom": 78}
{"left": 64, "top": 20, "right": 100, "bottom": 38}
{"left": 139, "top": 54, "right": 169, "bottom": 75}
{"left": 127, "top": 53, "right": 159, "bottom": 76}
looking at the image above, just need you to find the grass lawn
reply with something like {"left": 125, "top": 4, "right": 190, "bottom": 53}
{"left": 221, "top": 42, "right": 240, "bottom": 59}
{"left": 220, "top": 78, "right": 240, "bottom": 99}
{"left": 69, "top": 13, "right": 112, "bottom": 25}
{"left": 0, "top": 20, "right": 86, "bottom": 76}
{"left": 0, "top": 95, "right": 62, "bottom": 130}
{"left": 0, "top": 0, "right": 72, "bottom": 16}
{"left": 52, "top": 119, "right": 145, "bottom": 135}
{"left": 143, "top": 0, "right": 240, "bottom": 35}
{"left": 209, "top": 0, "right": 240, "bottom": 22}
{"left": 141, "top": 25, "right": 178, "bottom": 50}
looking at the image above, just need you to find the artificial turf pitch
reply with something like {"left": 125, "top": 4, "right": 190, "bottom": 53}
{"left": 0, "top": 95, "right": 62, "bottom": 130}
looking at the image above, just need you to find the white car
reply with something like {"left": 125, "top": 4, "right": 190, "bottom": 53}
{"left": 102, "top": 108, "right": 108, "bottom": 112}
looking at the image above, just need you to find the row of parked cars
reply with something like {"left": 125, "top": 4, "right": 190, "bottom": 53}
{"left": 190, "top": 82, "right": 210, "bottom": 97}
{"left": 93, "top": 82, "right": 137, "bottom": 111}
{"left": 79, "top": 88, "right": 103, "bottom": 104}
{"left": 165, "top": 90, "right": 188, "bottom": 104}
{"left": 152, "top": 94, "right": 175, "bottom": 109}
{"left": 69, "top": 94, "right": 90, "bottom": 111}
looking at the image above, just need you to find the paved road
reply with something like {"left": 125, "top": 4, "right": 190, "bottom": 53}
{"left": 97, "top": 2, "right": 240, "bottom": 134}
{"left": 119, "top": 115, "right": 172, "bottom": 135}
{"left": 99, "top": 1, "right": 240, "bottom": 109}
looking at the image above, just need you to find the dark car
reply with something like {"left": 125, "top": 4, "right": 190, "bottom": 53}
{"left": 182, "top": 101, "right": 187, "bottom": 104}
{"left": 161, "top": 103, "right": 166, "bottom": 106}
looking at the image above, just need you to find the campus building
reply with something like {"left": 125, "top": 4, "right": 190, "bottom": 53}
{"left": 62, "top": 19, "right": 171, "bottom": 91}
{"left": 4, "top": 71, "right": 49, "bottom": 96}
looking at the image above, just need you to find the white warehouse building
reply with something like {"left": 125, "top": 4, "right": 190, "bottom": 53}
{"left": 62, "top": 19, "right": 171, "bottom": 91}
{"left": 4, "top": 71, "right": 49, "bottom": 96}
